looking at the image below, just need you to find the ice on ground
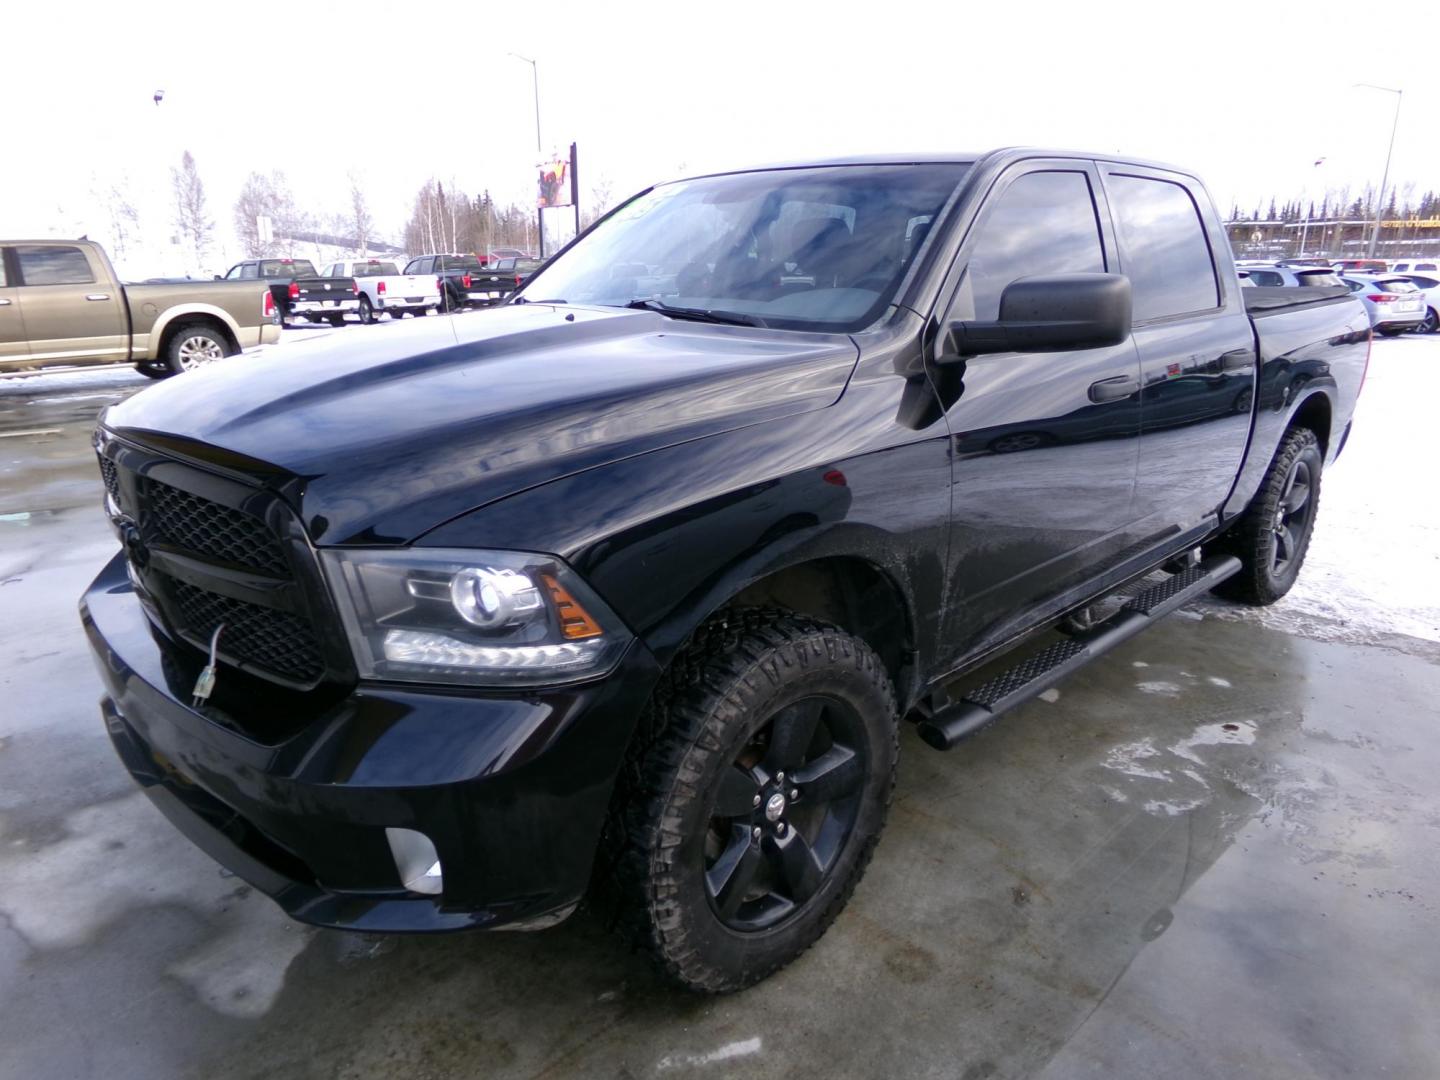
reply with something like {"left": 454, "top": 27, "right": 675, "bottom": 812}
{"left": 0, "top": 792, "right": 311, "bottom": 1017}
{"left": 1136, "top": 681, "right": 1183, "bottom": 696}
{"left": 1170, "top": 720, "right": 1257, "bottom": 765}
{"left": 1102, "top": 720, "right": 1261, "bottom": 817}
{"left": 657, "top": 1038, "right": 762, "bottom": 1069}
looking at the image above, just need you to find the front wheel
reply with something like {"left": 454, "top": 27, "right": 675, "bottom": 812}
{"left": 326, "top": 314, "right": 346, "bottom": 328}
{"left": 1210, "top": 427, "right": 1322, "bottom": 605}
{"left": 600, "top": 611, "right": 898, "bottom": 993}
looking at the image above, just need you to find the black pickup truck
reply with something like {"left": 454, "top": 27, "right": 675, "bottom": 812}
{"left": 83, "top": 150, "right": 1367, "bottom": 993}
{"left": 222, "top": 257, "right": 360, "bottom": 326}
{"left": 402, "top": 253, "right": 491, "bottom": 311}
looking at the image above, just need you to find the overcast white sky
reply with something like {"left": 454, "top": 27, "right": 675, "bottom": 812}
{"left": 6, "top": 0, "right": 1436, "bottom": 272}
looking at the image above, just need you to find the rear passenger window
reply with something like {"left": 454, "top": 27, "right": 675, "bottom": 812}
{"left": 961, "top": 170, "right": 1105, "bottom": 321}
{"left": 1107, "top": 175, "right": 1219, "bottom": 321}
{"left": 16, "top": 246, "right": 95, "bottom": 286}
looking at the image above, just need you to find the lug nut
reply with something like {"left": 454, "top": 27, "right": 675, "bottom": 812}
{"left": 776, "top": 771, "right": 785, "bottom": 785}
{"left": 789, "top": 788, "right": 799, "bottom": 800}
{"left": 752, "top": 794, "right": 761, "bottom": 808}
{"left": 776, "top": 821, "right": 787, "bottom": 836}
{"left": 752, "top": 826, "right": 762, "bottom": 842}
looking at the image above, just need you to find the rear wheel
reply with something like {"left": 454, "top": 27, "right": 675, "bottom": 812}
{"left": 167, "top": 325, "right": 230, "bottom": 374}
{"left": 357, "top": 296, "right": 375, "bottom": 324}
{"left": 1420, "top": 307, "right": 1438, "bottom": 334}
{"left": 1210, "top": 427, "right": 1322, "bottom": 605}
{"left": 1378, "top": 327, "right": 1407, "bottom": 337}
{"left": 599, "top": 611, "right": 898, "bottom": 993}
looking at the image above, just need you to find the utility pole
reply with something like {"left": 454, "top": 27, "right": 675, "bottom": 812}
{"left": 510, "top": 53, "right": 543, "bottom": 258}
{"left": 1354, "top": 84, "right": 1402, "bottom": 259}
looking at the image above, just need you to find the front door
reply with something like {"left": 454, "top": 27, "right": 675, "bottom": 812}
{"left": 0, "top": 249, "right": 29, "bottom": 366}
{"left": 1099, "top": 167, "right": 1256, "bottom": 537}
{"left": 933, "top": 162, "right": 1144, "bottom": 660}
{"left": 14, "top": 244, "right": 128, "bottom": 364}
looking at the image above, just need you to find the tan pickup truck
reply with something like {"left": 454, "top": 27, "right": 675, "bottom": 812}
{"left": 0, "top": 239, "right": 280, "bottom": 378}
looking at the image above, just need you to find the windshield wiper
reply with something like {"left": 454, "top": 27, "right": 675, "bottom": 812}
{"left": 512, "top": 296, "right": 567, "bottom": 305}
{"left": 623, "top": 298, "right": 767, "bottom": 328}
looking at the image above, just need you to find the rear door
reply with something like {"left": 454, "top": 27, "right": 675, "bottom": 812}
{"left": 934, "top": 160, "right": 1144, "bottom": 656}
{"left": 0, "top": 248, "right": 30, "bottom": 365}
{"left": 1099, "top": 166, "right": 1256, "bottom": 537}
{"left": 13, "top": 244, "right": 128, "bottom": 364}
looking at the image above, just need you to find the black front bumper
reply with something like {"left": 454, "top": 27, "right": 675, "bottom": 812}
{"left": 82, "top": 552, "right": 659, "bottom": 933}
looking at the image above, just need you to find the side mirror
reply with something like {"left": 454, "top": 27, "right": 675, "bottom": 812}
{"left": 942, "top": 273, "right": 1132, "bottom": 360}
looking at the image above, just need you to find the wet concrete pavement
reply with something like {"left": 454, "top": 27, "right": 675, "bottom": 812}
{"left": 1, "top": 338, "right": 1437, "bottom": 1079}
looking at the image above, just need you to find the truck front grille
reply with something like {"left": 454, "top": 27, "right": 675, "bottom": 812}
{"left": 94, "top": 443, "right": 343, "bottom": 703}
{"left": 146, "top": 478, "right": 289, "bottom": 576}
{"left": 169, "top": 579, "right": 325, "bottom": 685}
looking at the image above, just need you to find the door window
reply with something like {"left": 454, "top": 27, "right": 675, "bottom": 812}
{"left": 1107, "top": 175, "right": 1220, "bottom": 321}
{"left": 16, "top": 246, "right": 95, "bottom": 286}
{"left": 1246, "top": 269, "right": 1284, "bottom": 286}
{"left": 960, "top": 171, "right": 1105, "bottom": 320}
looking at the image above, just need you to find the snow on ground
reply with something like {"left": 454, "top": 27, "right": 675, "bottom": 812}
{"left": 1200, "top": 334, "right": 1440, "bottom": 650}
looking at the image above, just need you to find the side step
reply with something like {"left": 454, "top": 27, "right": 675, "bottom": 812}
{"left": 916, "top": 555, "right": 1240, "bottom": 751}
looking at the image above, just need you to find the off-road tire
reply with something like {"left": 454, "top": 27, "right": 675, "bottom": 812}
{"left": 1211, "top": 426, "right": 1323, "bottom": 605}
{"left": 595, "top": 609, "right": 898, "bottom": 993}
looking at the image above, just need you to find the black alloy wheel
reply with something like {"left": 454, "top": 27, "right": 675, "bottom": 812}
{"left": 1210, "top": 426, "right": 1323, "bottom": 605}
{"left": 703, "top": 696, "right": 866, "bottom": 932}
{"left": 1269, "top": 454, "right": 1315, "bottom": 578}
{"left": 597, "top": 610, "right": 898, "bottom": 992}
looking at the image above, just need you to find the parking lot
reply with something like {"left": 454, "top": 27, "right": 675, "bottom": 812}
{"left": 1, "top": 327, "right": 1437, "bottom": 1079}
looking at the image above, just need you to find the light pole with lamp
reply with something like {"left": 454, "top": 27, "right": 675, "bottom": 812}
{"left": 1353, "top": 83, "right": 1402, "bottom": 260}
{"left": 510, "top": 52, "right": 543, "bottom": 257}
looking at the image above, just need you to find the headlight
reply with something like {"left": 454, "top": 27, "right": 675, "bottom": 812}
{"left": 320, "top": 547, "right": 630, "bottom": 687}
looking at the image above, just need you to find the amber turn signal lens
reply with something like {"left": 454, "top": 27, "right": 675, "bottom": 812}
{"left": 541, "top": 574, "right": 604, "bottom": 639}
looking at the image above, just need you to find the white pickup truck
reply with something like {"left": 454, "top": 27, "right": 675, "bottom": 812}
{"left": 321, "top": 259, "right": 442, "bottom": 323}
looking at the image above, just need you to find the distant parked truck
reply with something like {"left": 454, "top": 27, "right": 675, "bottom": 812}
{"left": 222, "top": 258, "right": 360, "bottom": 327}
{"left": 0, "top": 239, "right": 278, "bottom": 378}
{"left": 402, "top": 253, "right": 494, "bottom": 311}
{"left": 321, "top": 259, "right": 442, "bottom": 322}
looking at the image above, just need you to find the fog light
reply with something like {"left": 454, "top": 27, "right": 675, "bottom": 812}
{"left": 384, "top": 827, "right": 443, "bottom": 896}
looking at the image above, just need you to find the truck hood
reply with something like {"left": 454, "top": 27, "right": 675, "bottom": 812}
{"left": 105, "top": 304, "right": 858, "bottom": 543}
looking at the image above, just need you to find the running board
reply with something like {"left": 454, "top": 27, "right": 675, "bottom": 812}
{"left": 916, "top": 555, "right": 1241, "bottom": 751}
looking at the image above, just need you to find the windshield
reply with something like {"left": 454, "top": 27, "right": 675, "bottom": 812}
{"left": 520, "top": 164, "right": 969, "bottom": 332}
{"left": 355, "top": 261, "right": 400, "bottom": 276}
{"left": 440, "top": 255, "right": 484, "bottom": 271}
{"left": 260, "top": 259, "right": 317, "bottom": 278}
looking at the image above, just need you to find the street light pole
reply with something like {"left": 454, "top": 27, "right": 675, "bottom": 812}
{"left": 508, "top": 53, "right": 542, "bottom": 154}
{"left": 510, "top": 52, "right": 542, "bottom": 256}
{"left": 1354, "top": 83, "right": 1402, "bottom": 259}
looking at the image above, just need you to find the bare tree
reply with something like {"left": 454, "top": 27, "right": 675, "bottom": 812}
{"left": 348, "top": 174, "right": 373, "bottom": 257}
{"left": 580, "top": 178, "right": 616, "bottom": 230}
{"left": 234, "top": 172, "right": 277, "bottom": 257}
{"left": 97, "top": 177, "right": 141, "bottom": 261}
{"left": 170, "top": 150, "right": 213, "bottom": 269}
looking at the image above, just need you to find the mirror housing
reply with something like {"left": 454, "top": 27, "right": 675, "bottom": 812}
{"left": 942, "top": 273, "right": 1132, "bottom": 360}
